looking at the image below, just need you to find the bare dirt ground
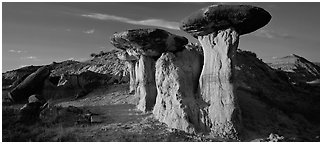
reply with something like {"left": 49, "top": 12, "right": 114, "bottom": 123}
{"left": 2, "top": 84, "right": 218, "bottom": 142}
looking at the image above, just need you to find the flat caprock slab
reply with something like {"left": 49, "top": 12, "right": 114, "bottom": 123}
{"left": 180, "top": 5, "right": 272, "bottom": 37}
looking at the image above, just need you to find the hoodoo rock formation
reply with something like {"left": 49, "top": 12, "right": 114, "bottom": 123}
{"left": 153, "top": 48, "right": 203, "bottom": 133}
{"left": 111, "top": 29, "right": 188, "bottom": 57}
{"left": 111, "top": 28, "right": 188, "bottom": 112}
{"left": 180, "top": 5, "right": 271, "bottom": 139}
{"left": 117, "top": 51, "right": 139, "bottom": 94}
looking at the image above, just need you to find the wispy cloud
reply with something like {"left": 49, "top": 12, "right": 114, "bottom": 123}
{"left": 81, "top": 13, "right": 180, "bottom": 30}
{"left": 21, "top": 56, "right": 38, "bottom": 60}
{"left": 26, "top": 56, "right": 37, "bottom": 59}
{"left": 252, "top": 29, "right": 293, "bottom": 39}
{"left": 9, "top": 49, "right": 25, "bottom": 53}
{"left": 83, "top": 29, "right": 95, "bottom": 34}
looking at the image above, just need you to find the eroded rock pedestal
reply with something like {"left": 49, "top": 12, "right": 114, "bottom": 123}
{"left": 111, "top": 28, "right": 188, "bottom": 112}
{"left": 153, "top": 49, "right": 203, "bottom": 133}
{"left": 126, "top": 61, "right": 136, "bottom": 94}
{"left": 198, "top": 29, "right": 241, "bottom": 139}
{"left": 179, "top": 4, "right": 271, "bottom": 140}
{"left": 117, "top": 51, "right": 138, "bottom": 94}
{"left": 136, "top": 55, "right": 157, "bottom": 112}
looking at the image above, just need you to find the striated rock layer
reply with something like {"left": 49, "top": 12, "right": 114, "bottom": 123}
{"left": 153, "top": 49, "right": 203, "bottom": 133}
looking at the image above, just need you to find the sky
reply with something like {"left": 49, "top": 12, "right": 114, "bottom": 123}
{"left": 2, "top": 2, "right": 320, "bottom": 72}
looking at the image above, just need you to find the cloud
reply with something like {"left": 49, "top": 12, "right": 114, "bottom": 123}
{"left": 252, "top": 29, "right": 293, "bottom": 39}
{"left": 26, "top": 56, "right": 37, "bottom": 59}
{"left": 9, "top": 49, "right": 24, "bottom": 53}
{"left": 81, "top": 13, "right": 180, "bottom": 30}
{"left": 83, "top": 29, "right": 95, "bottom": 34}
{"left": 21, "top": 56, "right": 38, "bottom": 60}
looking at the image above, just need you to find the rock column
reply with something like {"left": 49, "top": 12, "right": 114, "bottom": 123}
{"left": 180, "top": 4, "right": 271, "bottom": 140}
{"left": 117, "top": 51, "right": 139, "bottom": 94}
{"left": 198, "top": 28, "right": 241, "bottom": 139}
{"left": 126, "top": 61, "right": 136, "bottom": 94}
{"left": 136, "top": 55, "right": 157, "bottom": 112}
{"left": 153, "top": 49, "right": 203, "bottom": 133}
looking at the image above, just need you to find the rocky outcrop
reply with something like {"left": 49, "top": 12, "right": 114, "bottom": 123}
{"left": 57, "top": 71, "right": 111, "bottom": 91}
{"left": 117, "top": 51, "right": 138, "bottom": 94}
{"left": 3, "top": 50, "right": 129, "bottom": 102}
{"left": 51, "top": 50, "right": 129, "bottom": 84}
{"left": 9, "top": 66, "right": 52, "bottom": 103}
{"left": 3, "top": 50, "right": 128, "bottom": 88}
{"left": 18, "top": 94, "right": 47, "bottom": 124}
{"left": 153, "top": 48, "right": 203, "bottom": 133}
{"left": 111, "top": 28, "right": 188, "bottom": 112}
{"left": 2, "top": 65, "right": 41, "bottom": 88}
{"left": 42, "top": 71, "right": 113, "bottom": 100}
{"left": 180, "top": 5, "right": 271, "bottom": 140}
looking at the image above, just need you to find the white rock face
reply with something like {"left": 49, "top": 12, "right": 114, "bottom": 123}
{"left": 153, "top": 49, "right": 203, "bottom": 133}
{"left": 126, "top": 61, "right": 136, "bottom": 93}
{"left": 136, "top": 55, "right": 157, "bottom": 112}
{"left": 117, "top": 51, "right": 138, "bottom": 93}
{"left": 198, "top": 28, "right": 241, "bottom": 139}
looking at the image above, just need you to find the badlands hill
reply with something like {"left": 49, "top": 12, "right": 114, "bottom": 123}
{"left": 268, "top": 54, "right": 320, "bottom": 84}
